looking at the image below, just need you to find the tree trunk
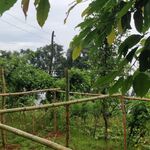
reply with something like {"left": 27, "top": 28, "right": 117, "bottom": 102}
{"left": 102, "top": 99, "right": 109, "bottom": 141}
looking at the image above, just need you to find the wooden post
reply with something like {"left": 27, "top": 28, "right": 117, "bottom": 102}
{"left": 49, "top": 31, "right": 55, "bottom": 75}
{"left": 65, "top": 68, "right": 70, "bottom": 147}
{"left": 0, "top": 68, "right": 7, "bottom": 149}
{"left": 53, "top": 91, "right": 58, "bottom": 133}
{"left": 120, "top": 96, "right": 127, "bottom": 150}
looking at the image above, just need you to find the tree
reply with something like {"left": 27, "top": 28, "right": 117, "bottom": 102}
{"left": 89, "top": 39, "right": 117, "bottom": 140}
{"left": 0, "top": 0, "right": 150, "bottom": 96}
{"left": 69, "top": 68, "right": 91, "bottom": 93}
{"left": 21, "top": 44, "right": 67, "bottom": 77}
{"left": 69, "top": 0, "right": 150, "bottom": 97}
{"left": 0, "top": 50, "right": 54, "bottom": 92}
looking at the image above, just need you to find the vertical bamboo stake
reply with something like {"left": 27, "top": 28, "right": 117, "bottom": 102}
{"left": 120, "top": 96, "right": 127, "bottom": 150}
{"left": 0, "top": 68, "right": 7, "bottom": 149}
{"left": 65, "top": 68, "right": 70, "bottom": 147}
{"left": 53, "top": 91, "right": 58, "bottom": 133}
{"left": 32, "top": 111, "right": 35, "bottom": 134}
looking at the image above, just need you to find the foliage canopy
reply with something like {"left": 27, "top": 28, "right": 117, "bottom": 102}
{"left": 0, "top": 0, "right": 150, "bottom": 96}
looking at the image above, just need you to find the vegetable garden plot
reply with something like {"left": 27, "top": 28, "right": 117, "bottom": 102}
{"left": 0, "top": 89, "right": 150, "bottom": 150}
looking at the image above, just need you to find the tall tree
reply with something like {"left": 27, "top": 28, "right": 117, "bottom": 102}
{"left": 21, "top": 44, "right": 67, "bottom": 77}
{"left": 0, "top": 50, "right": 54, "bottom": 92}
{"left": 70, "top": 0, "right": 150, "bottom": 97}
{"left": 0, "top": 0, "right": 150, "bottom": 96}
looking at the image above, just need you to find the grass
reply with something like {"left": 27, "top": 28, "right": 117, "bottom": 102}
{"left": 0, "top": 102, "right": 149, "bottom": 150}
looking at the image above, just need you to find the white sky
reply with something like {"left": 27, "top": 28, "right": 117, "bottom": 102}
{"left": 0, "top": 0, "right": 89, "bottom": 52}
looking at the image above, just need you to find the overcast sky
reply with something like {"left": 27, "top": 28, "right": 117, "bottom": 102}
{"left": 0, "top": 0, "right": 89, "bottom": 52}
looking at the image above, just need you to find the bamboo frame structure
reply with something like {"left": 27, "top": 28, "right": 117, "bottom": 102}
{"left": 0, "top": 86, "right": 150, "bottom": 150}
{"left": 0, "top": 88, "right": 60, "bottom": 97}
{"left": 57, "top": 90, "right": 150, "bottom": 101}
{"left": 0, "top": 94, "right": 149, "bottom": 115}
{"left": 0, "top": 94, "right": 121, "bottom": 114}
{"left": 123, "top": 96, "right": 150, "bottom": 101}
{"left": 0, "top": 123, "right": 72, "bottom": 150}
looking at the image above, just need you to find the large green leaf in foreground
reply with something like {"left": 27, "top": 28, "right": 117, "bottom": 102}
{"left": 133, "top": 72, "right": 150, "bottom": 97}
{"left": 0, "top": 0, "right": 17, "bottom": 15}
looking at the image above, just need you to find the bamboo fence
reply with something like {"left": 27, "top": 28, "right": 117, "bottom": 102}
{"left": 0, "top": 94, "right": 121, "bottom": 114}
{"left": 0, "top": 94, "right": 150, "bottom": 115}
{"left": 0, "top": 123, "right": 71, "bottom": 150}
{"left": 0, "top": 79, "right": 149, "bottom": 150}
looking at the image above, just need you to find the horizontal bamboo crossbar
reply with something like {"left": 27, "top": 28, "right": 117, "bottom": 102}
{"left": 0, "top": 88, "right": 60, "bottom": 97}
{"left": 0, "top": 94, "right": 149, "bottom": 114}
{"left": 0, "top": 123, "right": 71, "bottom": 150}
{"left": 57, "top": 90, "right": 101, "bottom": 96}
{"left": 123, "top": 96, "right": 150, "bottom": 101}
{"left": 0, "top": 94, "right": 120, "bottom": 114}
{"left": 57, "top": 90, "right": 150, "bottom": 102}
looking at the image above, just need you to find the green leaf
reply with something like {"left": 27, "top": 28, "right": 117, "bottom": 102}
{"left": 143, "top": 0, "right": 150, "bottom": 32}
{"left": 119, "top": 34, "right": 142, "bottom": 56}
{"left": 126, "top": 47, "right": 138, "bottom": 63}
{"left": 140, "top": 38, "right": 146, "bottom": 46}
{"left": 121, "top": 11, "right": 132, "bottom": 31}
{"left": 139, "top": 39, "right": 150, "bottom": 71}
{"left": 64, "top": 3, "right": 77, "bottom": 24}
{"left": 109, "top": 77, "right": 124, "bottom": 95}
{"left": 134, "top": 9, "right": 143, "bottom": 33}
{"left": 96, "top": 71, "right": 119, "bottom": 87}
{"left": 21, "top": 0, "right": 30, "bottom": 17}
{"left": 76, "top": 0, "right": 82, "bottom": 3}
{"left": 72, "top": 45, "right": 82, "bottom": 60}
{"left": 36, "top": 0, "right": 50, "bottom": 27}
{"left": 118, "top": 1, "right": 134, "bottom": 19}
{"left": 133, "top": 72, "right": 150, "bottom": 97}
{"left": 117, "top": 19, "right": 123, "bottom": 33}
{"left": 81, "top": 7, "right": 90, "bottom": 17}
{"left": 107, "top": 28, "right": 115, "bottom": 45}
{"left": 139, "top": 49, "right": 150, "bottom": 72}
{"left": 83, "top": 29, "right": 97, "bottom": 46}
{"left": 0, "top": 0, "right": 17, "bottom": 15}
{"left": 144, "top": 36, "right": 150, "bottom": 49}
{"left": 121, "top": 76, "right": 133, "bottom": 94}
{"left": 86, "top": 0, "right": 107, "bottom": 16}
{"left": 34, "top": 0, "right": 40, "bottom": 7}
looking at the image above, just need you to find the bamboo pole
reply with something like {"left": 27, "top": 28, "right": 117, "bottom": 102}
{"left": 65, "top": 68, "right": 70, "bottom": 147}
{"left": 53, "top": 91, "right": 58, "bottom": 133}
{"left": 0, "top": 94, "right": 149, "bottom": 115}
{"left": 0, "top": 94, "right": 123, "bottom": 114}
{"left": 0, "top": 68, "right": 7, "bottom": 148}
{"left": 56, "top": 90, "right": 101, "bottom": 96}
{"left": 0, "top": 123, "right": 72, "bottom": 150}
{"left": 120, "top": 96, "right": 127, "bottom": 150}
{"left": 56, "top": 91, "right": 150, "bottom": 102}
{"left": 0, "top": 88, "right": 60, "bottom": 97}
{"left": 123, "top": 96, "right": 150, "bottom": 101}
